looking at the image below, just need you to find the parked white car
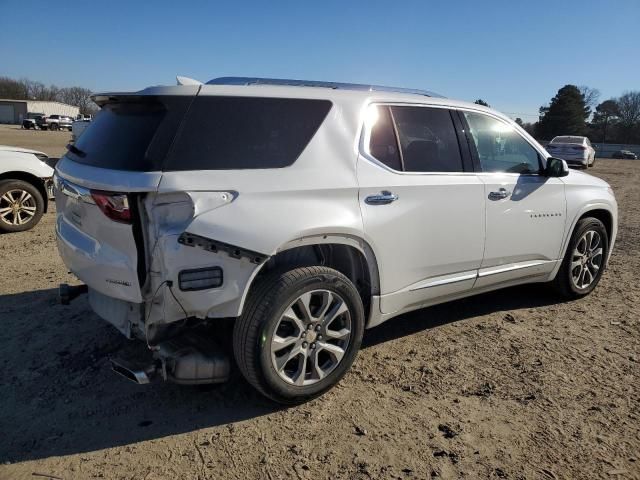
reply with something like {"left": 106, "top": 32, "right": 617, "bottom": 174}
{"left": 546, "top": 136, "right": 596, "bottom": 168}
{"left": 0, "top": 145, "right": 54, "bottom": 232}
{"left": 54, "top": 77, "right": 618, "bottom": 403}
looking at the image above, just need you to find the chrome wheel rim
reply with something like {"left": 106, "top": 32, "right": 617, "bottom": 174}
{"left": 571, "top": 230, "right": 603, "bottom": 289}
{"left": 270, "top": 289, "right": 351, "bottom": 386}
{"left": 0, "top": 189, "right": 37, "bottom": 226}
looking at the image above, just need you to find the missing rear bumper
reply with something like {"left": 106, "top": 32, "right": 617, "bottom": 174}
{"left": 110, "top": 331, "right": 230, "bottom": 386}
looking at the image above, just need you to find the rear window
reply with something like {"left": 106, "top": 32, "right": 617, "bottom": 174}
{"left": 164, "top": 96, "right": 332, "bottom": 170}
{"left": 551, "top": 136, "right": 584, "bottom": 144}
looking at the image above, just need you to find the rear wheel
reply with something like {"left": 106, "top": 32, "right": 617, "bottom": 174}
{"left": 552, "top": 217, "right": 608, "bottom": 298}
{"left": 233, "top": 266, "right": 365, "bottom": 404}
{"left": 0, "top": 180, "right": 45, "bottom": 233}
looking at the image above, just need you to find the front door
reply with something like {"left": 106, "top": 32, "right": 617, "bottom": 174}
{"left": 358, "top": 104, "right": 485, "bottom": 314}
{"left": 460, "top": 110, "right": 566, "bottom": 288}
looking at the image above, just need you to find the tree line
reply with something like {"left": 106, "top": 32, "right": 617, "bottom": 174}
{"left": 477, "top": 86, "right": 640, "bottom": 145}
{"left": 0, "top": 76, "right": 98, "bottom": 115}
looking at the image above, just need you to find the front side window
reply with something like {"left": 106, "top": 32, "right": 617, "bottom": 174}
{"left": 463, "top": 112, "right": 541, "bottom": 174}
{"left": 366, "top": 105, "right": 464, "bottom": 173}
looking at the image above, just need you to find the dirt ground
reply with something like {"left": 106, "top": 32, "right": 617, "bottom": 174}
{"left": 0, "top": 124, "right": 638, "bottom": 480}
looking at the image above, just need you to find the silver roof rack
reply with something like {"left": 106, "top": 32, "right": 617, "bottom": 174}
{"left": 206, "top": 77, "right": 445, "bottom": 98}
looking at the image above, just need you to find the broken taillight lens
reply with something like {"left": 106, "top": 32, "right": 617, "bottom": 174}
{"left": 90, "top": 190, "right": 132, "bottom": 224}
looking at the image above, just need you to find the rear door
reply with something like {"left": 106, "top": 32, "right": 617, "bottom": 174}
{"left": 460, "top": 110, "right": 566, "bottom": 287}
{"left": 55, "top": 92, "right": 195, "bottom": 302}
{"left": 358, "top": 104, "right": 485, "bottom": 315}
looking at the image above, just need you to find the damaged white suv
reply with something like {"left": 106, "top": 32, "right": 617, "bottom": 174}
{"left": 55, "top": 77, "right": 617, "bottom": 403}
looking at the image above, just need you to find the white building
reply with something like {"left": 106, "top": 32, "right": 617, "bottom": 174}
{"left": 0, "top": 99, "right": 80, "bottom": 124}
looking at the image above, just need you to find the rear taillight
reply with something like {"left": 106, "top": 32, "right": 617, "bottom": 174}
{"left": 90, "top": 190, "right": 132, "bottom": 224}
{"left": 572, "top": 146, "right": 586, "bottom": 151}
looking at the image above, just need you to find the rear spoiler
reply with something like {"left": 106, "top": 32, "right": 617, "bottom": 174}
{"left": 91, "top": 85, "right": 202, "bottom": 107}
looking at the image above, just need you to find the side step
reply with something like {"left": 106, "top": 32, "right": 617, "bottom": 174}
{"left": 111, "top": 332, "right": 230, "bottom": 386}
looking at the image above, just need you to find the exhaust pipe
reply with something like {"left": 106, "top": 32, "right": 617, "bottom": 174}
{"left": 110, "top": 359, "right": 157, "bottom": 385}
{"left": 59, "top": 283, "right": 88, "bottom": 305}
{"left": 110, "top": 333, "right": 230, "bottom": 386}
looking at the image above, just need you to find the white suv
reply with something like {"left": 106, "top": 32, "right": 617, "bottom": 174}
{"left": 54, "top": 77, "right": 618, "bottom": 403}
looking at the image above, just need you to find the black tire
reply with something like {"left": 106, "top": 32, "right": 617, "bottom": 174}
{"left": 0, "top": 179, "right": 45, "bottom": 233}
{"left": 552, "top": 217, "right": 608, "bottom": 299}
{"left": 50, "top": 123, "right": 58, "bottom": 131}
{"left": 233, "top": 266, "right": 365, "bottom": 404}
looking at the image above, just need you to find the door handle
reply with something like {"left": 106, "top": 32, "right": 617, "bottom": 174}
{"left": 488, "top": 188, "right": 511, "bottom": 200}
{"left": 365, "top": 191, "right": 399, "bottom": 205}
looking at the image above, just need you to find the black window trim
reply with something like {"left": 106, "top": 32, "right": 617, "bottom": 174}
{"left": 456, "top": 107, "right": 547, "bottom": 175}
{"left": 360, "top": 102, "right": 474, "bottom": 175}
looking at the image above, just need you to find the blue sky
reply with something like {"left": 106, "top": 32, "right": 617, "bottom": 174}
{"left": 1, "top": 0, "right": 638, "bottom": 121}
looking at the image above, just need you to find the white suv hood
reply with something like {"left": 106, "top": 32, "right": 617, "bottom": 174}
{"left": 0, "top": 145, "right": 48, "bottom": 156}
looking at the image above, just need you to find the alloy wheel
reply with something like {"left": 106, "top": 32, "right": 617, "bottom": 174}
{"left": 270, "top": 289, "right": 352, "bottom": 386}
{"left": 0, "top": 189, "right": 37, "bottom": 227}
{"left": 571, "top": 230, "right": 603, "bottom": 289}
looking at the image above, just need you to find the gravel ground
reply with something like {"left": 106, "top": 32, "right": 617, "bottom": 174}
{"left": 0, "top": 125, "right": 638, "bottom": 479}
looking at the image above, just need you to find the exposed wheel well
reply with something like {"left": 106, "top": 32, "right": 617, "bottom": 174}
{"left": 257, "top": 243, "right": 376, "bottom": 320}
{"left": 0, "top": 172, "right": 49, "bottom": 212}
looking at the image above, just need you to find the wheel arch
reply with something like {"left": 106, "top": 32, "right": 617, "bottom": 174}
{"left": 0, "top": 171, "right": 49, "bottom": 213}
{"left": 237, "top": 234, "right": 381, "bottom": 322}
{"left": 557, "top": 204, "right": 616, "bottom": 273}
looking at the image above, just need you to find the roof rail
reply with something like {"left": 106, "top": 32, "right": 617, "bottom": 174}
{"left": 206, "top": 77, "right": 445, "bottom": 98}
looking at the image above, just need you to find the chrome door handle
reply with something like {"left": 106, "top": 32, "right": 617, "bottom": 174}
{"left": 488, "top": 188, "right": 511, "bottom": 200}
{"left": 365, "top": 191, "right": 399, "bottom": 205}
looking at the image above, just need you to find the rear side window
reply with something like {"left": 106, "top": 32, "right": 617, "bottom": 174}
{"left": 391, "top": 106, "right": 463, "bottom": 172}
{"left": 164, "top": 96, "right": 332, "bottom": 170}
{"left": 368, "top": 106, "right": 402, "bottom": 170}
{"left": 366, "top": 105, "right": 464, "bottom": 173}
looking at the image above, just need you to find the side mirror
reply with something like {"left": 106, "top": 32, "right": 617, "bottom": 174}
{"left": 545, "top": 157, "right": 569, "bottom": 177}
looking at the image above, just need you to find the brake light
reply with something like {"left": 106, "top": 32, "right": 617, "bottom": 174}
{"left": 571, "top": 146, "right": 586, "bottom": 151}
{"left": 90, "top": 190, "right": 132, "bottom": 224}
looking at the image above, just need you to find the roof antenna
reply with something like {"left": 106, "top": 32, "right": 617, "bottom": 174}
{"left": 176, "top": 76, "right": 202, "bottom": 86}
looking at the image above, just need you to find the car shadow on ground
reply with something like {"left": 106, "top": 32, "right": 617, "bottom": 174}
{"left": 0, "top": 283, "right": 564, "bottom": 463}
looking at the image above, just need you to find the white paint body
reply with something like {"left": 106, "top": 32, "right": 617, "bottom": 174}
{"left": 0, "top": 145, "right": 53, "bottom": 179}
{"left": 53, "top": 84, "right": 618, "bottom": 338}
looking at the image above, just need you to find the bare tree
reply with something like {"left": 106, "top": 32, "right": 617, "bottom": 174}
{"left": 579, "top": 86, "right": 600, "bottom": 112}
{"left": 616, "top": 91, "right": 640, "bottom": 143}
{"left": 58, "top": 86, "right": 96, "bottom": 114}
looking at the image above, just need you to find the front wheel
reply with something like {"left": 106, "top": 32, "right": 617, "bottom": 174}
{"left": 552, "top": 217, "right": 608, "bottom": 298}
{"left": 0, "top": 180, "right": 45, "bottom": 233}
{"left": 233, "top": 266, "right": 365, "bottom": 404}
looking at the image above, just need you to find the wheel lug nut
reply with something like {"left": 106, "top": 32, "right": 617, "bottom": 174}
{"left": 315, "top": 325, "right": 321, "bottom": 331}
{"left": 302, "top": 341, "right": 308, "bottom": 348}
{"left": 311, "top": 343, "right": 316, "bottom": 349}
{"left": 307, "top": 324, "right": 313, "bottom": 330}
{"left": 317, "top": 334, "right": 322, "bottom": 340}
